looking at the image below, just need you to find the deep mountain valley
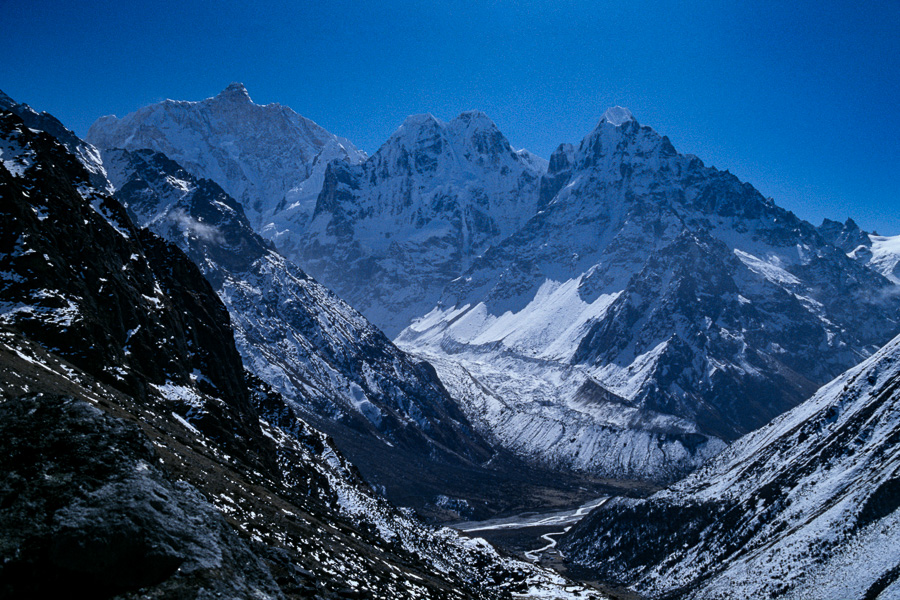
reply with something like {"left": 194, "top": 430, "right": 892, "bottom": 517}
{"left": 2, "top": 84, "right": 899, "bottom": 599}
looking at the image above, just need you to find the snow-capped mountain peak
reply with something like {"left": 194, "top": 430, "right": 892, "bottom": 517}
{"left": 818, "top": 216, "right": 900, "bottom": 284}
{"left": 600, "top": 105, "right": 634, "bottom": 126}
{"left": 86, "top": 84, "right": 366, "bottom": 250}
{"left": 298, "top": 109, "right": 548, "bottom": 335}
{"left": 397, "top": 104, "right": 900, "bottom": 482}
{"left": 572, "top": 106, "right": 677, "bottom": 174}
{"left": 378, "top": 110, "right": 521, "bottom": 171}
{"left": 214, "top": 81, "right": 253, "bottom": 103}
{"left": 398, "top": 112, "right": 439, "bottom": 129}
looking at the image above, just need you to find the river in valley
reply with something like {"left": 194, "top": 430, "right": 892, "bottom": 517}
{"left": 451, "top": 496, "right": 609, "bottom": 563}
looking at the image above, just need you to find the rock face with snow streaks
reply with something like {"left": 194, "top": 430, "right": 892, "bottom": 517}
{"left": 86, "top": 83, "right": 366, "bottom": 254}
{"left": 819, "top": 216, "right": 900, "bottom": 285}
{"left": 398, "top": 107, "right": 900, "bottom": 480}
{"left": 297, "top": 110, "right": 548, "bottom": 336}
{"left": 561, "top": 331, "right": 900, "bottom": 600}
{"left": 100, "top": 147, "right": 508, "bottom": 515}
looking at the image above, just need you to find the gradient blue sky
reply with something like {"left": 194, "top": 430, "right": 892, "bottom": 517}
{"left": 3, "top": 0, "right": 898, "bottom": 233}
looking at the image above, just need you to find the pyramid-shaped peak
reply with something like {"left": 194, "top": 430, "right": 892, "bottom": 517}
{"left": 601, "top": 106, "right": 634, "bottom": 126}
{"left": 400, "top": 113, "right": 439, "bottom": 128}
{"left": 449, "top": 110, "right": 501, "bottom": 134}
{"left": 453, "top": 110, "right": 493, "bottom": 124}
{"left": 215, "top": 82, "right": 252, "bottom": 103}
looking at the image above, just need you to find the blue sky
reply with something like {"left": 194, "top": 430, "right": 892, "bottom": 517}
{"left": 3, "top": 0, "right": 898, "bottom": 233}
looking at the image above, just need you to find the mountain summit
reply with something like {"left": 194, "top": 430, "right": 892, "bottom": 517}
{"left": 86, "top": 84, "right": 366, "bottom": 251}
{"left": 398, "top": 107, "right": 900, "bottom": 480}
{"left": 297, "top": 110, "right": 548, "bottom": 335}
{"left": 600, "top": 105, "right": 634, "bottom": 126}
{"left": 216, "top": 81, "right": 253, "bottom": 102}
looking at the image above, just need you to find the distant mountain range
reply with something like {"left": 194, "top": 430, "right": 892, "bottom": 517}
{"left": 87, "top": 86, "right": 900, "bottom": 488}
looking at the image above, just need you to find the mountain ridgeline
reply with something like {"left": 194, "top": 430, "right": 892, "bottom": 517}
{"left": 5, "top": 82, "right": 900, "bottom": 600}
{"left": 99, "top": 145, "right": 603, "bottom": 520}
{"left": 0, "top": 93, "right": 604, "bottom": 599}
{"left": 87, "top": 87, "right": 900, "bottom": 489}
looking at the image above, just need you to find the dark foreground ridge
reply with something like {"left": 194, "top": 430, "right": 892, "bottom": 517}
{"left": 0, "top": 97, "right": 603, "bottom": 599}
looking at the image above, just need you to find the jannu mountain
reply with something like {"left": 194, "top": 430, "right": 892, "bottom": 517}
{"left": 98, "top": 146, "right": 613, "bottom": 520}
{"left": 86, "top": 83, "right": 366, "bottom": 253}
{"left": 398, "top": 107, "right": 900, "bottom": 481}
{"left": 560, "top": 329, "right": 900, "bottom": 600}
{"left": 0, "top": 95, "right": 604, "bottom": 599}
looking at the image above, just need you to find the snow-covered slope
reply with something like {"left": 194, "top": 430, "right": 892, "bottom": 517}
{"left": 296, "top": 111, "right": 547, "bottom": 336}
{"left": 86, "top": 83, "right": 366, "bottom": 250}
{"left": 1, "top": 94, "right": 605, "bottom": 600}
{"left": 100, "top": 147, "right": 511, "bottom": 516}
{"left": 868, "top": 234, "right": 900, "bottom": 284}
{"left": 561, "top": 331, "right": 900, "bottom": 600}
{"left": 398, "top": 107, "right": 900, "bottom": 481}
{"left": 819, "top": 217, "right": 900, "bottom": 284}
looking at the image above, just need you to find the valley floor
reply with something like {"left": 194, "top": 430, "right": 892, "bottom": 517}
{"left": 452, "top": 496, "right": 644, "bottom": 600}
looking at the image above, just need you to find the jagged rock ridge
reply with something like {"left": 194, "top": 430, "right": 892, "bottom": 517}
{"left": 818, "top": 216, "right": 900, "bottom": 284}
{"left": 398, "top": 107, "right": 900, "bottom": 481}
{"left": 561, "top": 331, "right": 900, "bottom": 600}
{"left": 297, "top": 110, "right": 548, "bottom": 335}
{"left": 86, "top": 83, "right": 366, "bottom": 251}
{"left": 0, "top": 94, "right": 604, "bottom": 599}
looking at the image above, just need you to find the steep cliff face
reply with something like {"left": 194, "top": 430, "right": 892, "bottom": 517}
{"left": 0, "top": 109, "right": 258, "bottom": 453}
{"left": 398, "top": 107, "right": 900, "bottom": 480}
{"left": 0, "top": 90, "right": 110, "bottom": 192}
{"left": 561, "top": 330, "right": 900, "bottom": 600}
{"left": 297, "top": 111, "right": 547, "bottom": 336}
